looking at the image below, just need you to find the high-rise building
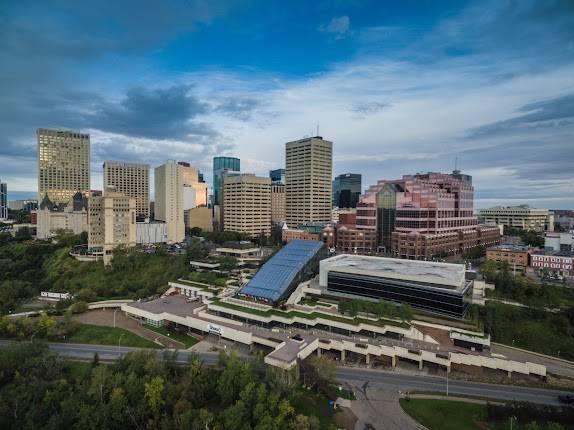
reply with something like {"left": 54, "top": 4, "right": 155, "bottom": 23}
{"left": 354, "top": 171, "right": 500, "bottom": 258}
{"left": 88, "top": 189, "right": 136, "bottom": 264}
{"left": 271, "top": 184, "right": 286, "bottom": 224}
{"left": 332, "top": 173, "right": 361, "bottom": 208}
{"left": 213, "top": 156, "right": 240, "bottom": 206}
{"left": 37, "top": 128, "right": 90, "bottom": 204}
{"left": 222, "top": 174, "right": 271, "bottom": 236}
{"left": 103, "top": 161, "right": 149, "bottom": 220}
{"left": 269, "top": 168, "right": 286, "bottom": 185}
{"left": 178, "top": 162, "right": 208, "bottom": 208}
{"left": 154, "top": 161, "right": 185, "bottom": 243}
{"left": 285, "top": 136, "right": 333, "bottom": 227}
{"left": 0, "top": 180, "right": 7, "bottom": 220}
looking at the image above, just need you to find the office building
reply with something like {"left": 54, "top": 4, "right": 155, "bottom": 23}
{"left": 88, "top": 189, "right": 136, "bottom": 264}
{"left": 185, "top": 206, "right": 213, "bottom": 232}
{"left": 333, "top": 173, "right": 361, "bottom": 208}
{"left": 478, "top": 205, "right": 554, "bottom": 233}
{"left": 213, "top": 156, "right": 240, "bottom": 206}
{"left": 136, "top": 222, "right": 168, "bottom": 245}
{"left": 320, "top": 254, "right": 476, "bottom": 318}
{"left": 285, "top": 136, "right": 333, "bottom": 227}
{"left": 103, "top": 161, "right": 149, "bottom": 220}
{"left": 354, "top": 171, "right": 500, "bottom": 259}
{"left": 154, "top": 161, "right": 185, "bottom": 244}
{"left": 37, "top": 128, "right": 90, "bottom": 204}
{"left": 36, "top": 192, "right": 88, "bottom": 239}
{"left": 271, "top": 184, "right": 286, "bottom": 224}
{"left": 0, "top": 180, "right": 7, "bottom": 220}
{"left": 222, "top": 174, "right": 271, "bottom": 236}
{"left": 553, "top": 210, "right": 574, "bottom": 230}
{"left": 178, "top": 162, "right": 208, "bottom": 207}
{"left": 8, "top": 199, "right": 38, "bottom": 212}
{"left": 269, "top": 168, "right": 286, "bottom": 185}
{"left": 545, "top": 231, "right": 574, "bottom": 252}
{"left": 486, "top": 244, "right": 531, "bottom": 271}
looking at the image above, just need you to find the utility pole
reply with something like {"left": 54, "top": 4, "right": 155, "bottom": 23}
{"left": 118, "top": 333, "right": 125, "bottom": 358}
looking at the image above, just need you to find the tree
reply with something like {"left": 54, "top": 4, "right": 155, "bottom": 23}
{"left": 219, "top": 256, "right": 238, "bottom": 272}
{"left": 481, "top": 260, "right": 498, "bottom": 282}
{"left": 144, "top": 375, "right": 165, "bottom": 415}
{"left": 14, "top": 226, "right": 32, "bottom": 241}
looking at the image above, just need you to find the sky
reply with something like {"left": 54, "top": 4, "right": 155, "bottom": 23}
{"left": 1, "top": 0, "right": 573, "bottom": 208}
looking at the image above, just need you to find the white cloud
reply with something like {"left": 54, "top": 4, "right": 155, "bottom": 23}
{"left": 319, "top": 16, "right": 351, "bottom": 39}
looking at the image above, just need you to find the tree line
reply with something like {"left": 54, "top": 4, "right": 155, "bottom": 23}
{"left": 0, "top": 342, "right": 334, "bottom": 429}
{"left": 338, "top": 298, "right": 414, "bottom": 322}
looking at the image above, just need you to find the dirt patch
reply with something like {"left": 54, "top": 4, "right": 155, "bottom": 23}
{"left": 333, "top": 406, "right": 357, "bottom": 430}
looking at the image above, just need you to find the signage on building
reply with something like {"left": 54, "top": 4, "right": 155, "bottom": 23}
{"left": 208, "top": 323, "right": 223, "bottom": 335}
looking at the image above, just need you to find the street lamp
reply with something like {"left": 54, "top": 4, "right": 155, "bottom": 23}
{"left": 118, "top": 333, "right": 125, "bottom": 358}
{"left": 113, "top": 308, "right": 118, "bottom": 328}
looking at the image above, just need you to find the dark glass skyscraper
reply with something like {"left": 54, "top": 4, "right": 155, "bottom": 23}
{"left": 213, "top": 156, "right": 240, "bottom": 205}
{"left": 269, "top": 168, "right": 285, "bottom": 185}
{"left": 0, "top": 180, "right": 7, "bottom": 220}
{"left": 332, "top": 173, "right": 361, "bottom": 208}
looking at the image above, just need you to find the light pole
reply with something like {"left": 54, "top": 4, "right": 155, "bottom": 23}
{"left": 118, "top": 333, "right": 125, "bottom": 358}
{"left": 113, "top": 308, "right": 118, "bottom": 328}
{"left": 446, "top": 366, "right": 449, "bottom": 396}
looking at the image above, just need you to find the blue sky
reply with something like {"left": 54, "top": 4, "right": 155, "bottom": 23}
{"left": 1, "top": 0, "right": 573, "bottom": 208}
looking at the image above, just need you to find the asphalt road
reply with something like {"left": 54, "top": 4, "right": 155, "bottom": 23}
{"left": 336, "top": 367, "right": 571, "bottom": 406}
{"left": 2, "top": 340, "right": 571, "bottom": 406}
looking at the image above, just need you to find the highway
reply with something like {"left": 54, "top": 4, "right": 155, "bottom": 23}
{"left": 1, "top": 340, "right": 571, "bottom": 406}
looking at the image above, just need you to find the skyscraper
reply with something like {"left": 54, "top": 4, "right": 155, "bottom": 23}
{"left": 178, "top": 162, "right": 208, "bottom": 208}
{"left": 271, "top": 184, "right": 286, "bottom": 224}
{"left": 37, "top": 128, "right": 90, "bottom": 204}
{"left": 213, "top": 156, "right": 240, "bottom": 206}
{"left": 103, "top": 161, "right": 150, "bottom": 220}
{"left": 285, "top": 136, "right": 333, "bottom": 227}
{"left": 222, "top": 174, "right": 271, "bottom": 236}
{"left": 0, "top": 180, "right": 7, "bottom": 220}
{"left": 154, "top": 161, "right": 185, "bottom": 243}
{"left": 332, "top": 173, "right": 361, "bottom": 208}
{"left": 269, "top": 168, "right": 286, "bottom": 185}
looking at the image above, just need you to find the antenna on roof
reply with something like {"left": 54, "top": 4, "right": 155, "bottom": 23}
{"left": 316, "top": 123, "right": 320, "bottom": 137}
{"left": 454, "top": 156, "right": 458, "bottom": 171}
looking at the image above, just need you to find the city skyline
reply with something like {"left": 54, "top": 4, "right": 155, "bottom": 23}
{"left": 1, "top": 1, "right": 573, "bottom": 209}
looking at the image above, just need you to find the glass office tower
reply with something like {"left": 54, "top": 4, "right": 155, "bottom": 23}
{"left": 213, "top": 156, "right": 240, "bottom": 205}
{"left": 332, "top": 173, "right": 361, "bottom": 208}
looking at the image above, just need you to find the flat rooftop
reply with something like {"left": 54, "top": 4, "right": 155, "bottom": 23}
{"left": 129, "top": 295, "right": 203, "bottom": 318}
{"left": 321, "top": 254, "right": 467, "bottom": 289}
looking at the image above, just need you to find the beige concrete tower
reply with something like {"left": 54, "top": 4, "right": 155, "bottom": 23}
{"left": 285, "top": 136, "right": 333, "bottom": 227}
{"left": 37, "top": 128, "right": 90, "bottom": 204}
{"left": 103, "top": 161, "right": 149, "bottom": 220}
{"left": 222, "top": 174, "right": 271, "bottom": 236}
{"left": 154, "top": 160, "right": 185, "bottom": 243}
{"left": 88, "top": 188, "right": 136, "bottom": 265}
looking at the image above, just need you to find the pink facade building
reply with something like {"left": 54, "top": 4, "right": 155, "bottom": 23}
{"left": 531, "top": 252, "right": 574, "bottom": 276}
{"left": 354, "top": 171, "right": 500, "bottom": 259}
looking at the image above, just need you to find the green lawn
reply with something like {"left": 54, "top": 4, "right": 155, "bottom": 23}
{"left": 144, "top": 324, "right": 198, "bottom": 348}
{"left": 66, "top": 324, "right": 160, "bottom": 349}
{"left": 399, "top": 399, "right": 487, "bottom": 430}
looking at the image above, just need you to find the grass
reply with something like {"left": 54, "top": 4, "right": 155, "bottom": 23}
{"left": 144, "top": 324, "right": 198, "bottom": 348}
{"left": 210, "top": 298, "right": 411, "bottom": 330}
{"left": 399, "top": 399, "right": 487, "bottom": 430}
{"left": 66, "top": 324, "right": 160, "bottom": 349}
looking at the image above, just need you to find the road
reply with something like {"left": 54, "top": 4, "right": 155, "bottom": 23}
{"left": 336, "top": 367, "right": 571, "bottom": 406}
{"left": 491, "top": 343, "right": 574, "bottom": 379}
{"left": 2, "top": 340, "right": 571, "bottom": 406}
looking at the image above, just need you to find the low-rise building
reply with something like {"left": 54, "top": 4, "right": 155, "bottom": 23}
{"left": 36, "top": 192, "right": 88, "bottom": 239}
{"left": 545, "top": 231, "right": 574, "bottom": 253}
{"left": 136, "top": 221, "right": 168, "bottom": 244}
{"left": 531, "top": 251, "right": 574, "bottom": 276}
{"left": 478, "top": 205, "right": 554, "bottom": 233}
{"left": 319, "top": 254, "right": 477, "bottom": 318}
{"left": 282, "top": 228, "right": 320, "bottom": 243}
{"left": 335, "top": 224, "right": 376, "bottom": 253}
{"left": 486, "top": 244, "right": 531, "bottom": 271}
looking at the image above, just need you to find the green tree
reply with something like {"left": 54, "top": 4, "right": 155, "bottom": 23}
{"left": 145, "top": 375, "right": 165, "bottom": 415}
{"left": 219, "top": 256, "right": 238, "bottom": 271}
